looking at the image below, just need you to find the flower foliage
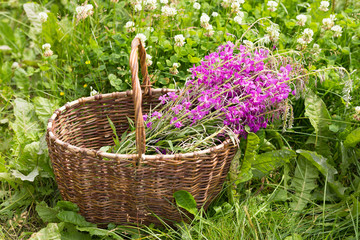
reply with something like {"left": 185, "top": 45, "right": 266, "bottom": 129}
{"left": 148, "top": 42, "right": 294, "bottom": 137}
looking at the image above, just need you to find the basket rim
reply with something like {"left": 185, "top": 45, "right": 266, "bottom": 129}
{"left": 47, "top": 90, "right": 233, "bottom": 161}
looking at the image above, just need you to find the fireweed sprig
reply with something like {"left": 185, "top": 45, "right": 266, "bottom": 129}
{"left": 114, "top": 41, "right": 300, "bottom": 155}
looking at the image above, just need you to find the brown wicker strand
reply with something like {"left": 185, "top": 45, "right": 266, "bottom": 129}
{"left": 129, "top": 38, "right": 147, "bottom": 160}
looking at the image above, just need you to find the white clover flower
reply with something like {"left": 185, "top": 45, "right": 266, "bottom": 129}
{"left": 193, "top": 2, "right": 201, "bottom": 10}
{"left": 90, "top": 86, "right": 98, "bottom": 96}
{"left": 44, "top": 49, "right": 53, "bottom": 57}
{"left": 231, "top": 2, "right": 240, "bottom": 11}
{"left": 355, "top": 106, "right": 360, "bottom": 114}
{"left": 146, "top": 0, "right": 157, "bottom": 10}
{"left": 42, "top": 43, "right": 51, "bottom": 50}
{"left": 267, "top": 1, "right": 278, "bottom": 12}
{"left": 221, "top": 0, "right": 231, "bottom": 8}
{"left": 331, "top": 25, "right": 342, "bottom": 37}
{"left": 266, "top": 24, "right": 280, "bottom": 42}
{"left": 135, "top": 33, "right": 147, "bottom": 46}
{"left": 296, "top": 14, "right": 307, "bottom": 26}
{"left": 174, "top": 34, "right": 186, "bottom": 47}
{"left": 170, "top": 62, "right": 180, "bottom": 74}
{"left": 125, "top": 21, "right": 135, "bottom": 32}
{"left": 134, "top": 3, "right": 142, "bottom": 12}
{"left": 160, "top": 0, "right": 168, "bottom": 3}
{"left": 161, "top": 6, "right": 177, "bottom": 17}
{"left": 313, "top": 43, "right": 321, "bottom": 55}
{"left": 322, "top": 14, "right": 336, "bottom": 29}
{"left": 297, "top": 37, "right": 306, "bottom": 45}
{"left": 243, "top": 40, "right": 254, "bottom": 48}
{"left": 39, "top": 12, "right": 48, "bottom": 23}
{"left": 234, "top": 11, "right": 244, "bottom": 24}
{"left": 11, "top": 62, "right": 20, "bottom": 69}
{"left": 0, "top": 45, "right": 11, "bottom": 51}
{"left": 262, "top": 34, "right": 271, "bottom": 44}
{"left": 200, "top": 13, "right": 210, "bottom": 28}
{"left": 76, "top": 4, "right": 94, "bottom": 20}
{"left": 146, "top": 54, "right": 153, "bottom": 66}
{"left": 319, "top": 1, "right": 329, "bottom": 11}
{"left": 204, "top": 24, "right": 215, "bottom": 37}
{"left": 212, "top": 12, "right": 219, "bottom": 17}
{"left": 302, "top": 28, "right": 313, "bottom": 43}
{"left": 147, "top": 27, "right": 154, "bottom": 32}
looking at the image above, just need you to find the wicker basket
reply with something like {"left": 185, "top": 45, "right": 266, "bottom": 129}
{"left": 46, "top": 38, "right": 237, "bottom": 226}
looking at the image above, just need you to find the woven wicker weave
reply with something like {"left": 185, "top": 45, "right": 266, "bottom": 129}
{"left": 46, "top": 38, "right": 237, "bottom": 226}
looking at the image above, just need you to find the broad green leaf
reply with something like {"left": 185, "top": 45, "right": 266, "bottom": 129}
{"left": 11, "top": 167, "right": 39, "bottom": 182}
{"left": 228, "top": 149, "right": 242, "bottom": 204}
{"left": 344, "top": 128, "right": 360, "bottom": 148}
{"left": 297, "top": 150, "right": 345, "bottom": 198}
{"left": 56, "top": 201, "right": 79, "bottom": 212}
{"left": 229, "top": 149, "right": 242, "bottom": 184}
{"left": 350, "top": 195, "right": 360, "bottom": 217}
{"left": 10, "top": 98, "right": 40, "bottom": 145}
{"left": 36, "top": 201, "right": 59, "bottom": 223}
{"left": 252, "top": 149, "right": 296, "bottom": 178}
{"left": 13, "top": 68, "right": 30, "bottom": 91}
{"left": 238, "top": 132, "right": 259, "bottom": 182}
{"left": 0, "top": 154, "right": 6, "bottom": 172}
{"left": 29, "top": 223, "right": 64, "bottom": 240}
{"left": 57, "top": 211, "right": 95, "bottom": 227}
{"left": 77, "top": 227, "right": 123, "bottom": 239}
{"left": 33, "top": 97, "right": 59, "bottom": 126}
{"left": 173, "top": 190, "right": 198, "bottom": 215}
{"left": 61, "top": 224, "right": 93, "bottom": 240}
{"left": 304, "top": 90, "right": 331, "bottom": 151}
{"left": 290, "top": 157, "right": 319, "bottom": 211}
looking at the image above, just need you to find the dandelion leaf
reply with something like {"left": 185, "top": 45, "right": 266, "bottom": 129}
{"left": 290, "top": 157, "right": 319, "bottom": 211}
{"left": 297, "top": 150, "right": 345, "bottom": 198}
{"left": 344, "top": 127, "right": 360, "bottom": 148}
{"left": 304, "top": 90, "right": 332, "bottom": 157}
{"left": 29, "top": 223, "right": 64, "bottom": 240}
{"left": 252, "top": 149, "right": 296, "bottom": 178}
{"left": 238, "top": 132, "right": 259, "bottom": 182}
{"left": 36, "top": 201, "right": 59, "bottom": 223}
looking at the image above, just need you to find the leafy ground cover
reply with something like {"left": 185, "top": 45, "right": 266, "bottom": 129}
{"left": 1, "top": 0, "right": 360, "bottom": 239}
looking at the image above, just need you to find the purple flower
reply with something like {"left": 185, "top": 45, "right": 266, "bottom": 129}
{"left": 174, "top": 121, "right": 183, "bottom": 128}
{"left": 156, "top": 42, "right": 293, "bottom": 137}
{"left": 170, "top": 117, "right": 178, "bottom": 124}
{"left": 159, "top": 95, "right": 168, "bottom": 104}
{"left": 146, "top": 121, "right": 153, "bottom": 129}
{"left": 143, "top": 114, "right": 148, "bottom": 121}
{"left": 152, "top": 111, "right": 162, "bottom": 119}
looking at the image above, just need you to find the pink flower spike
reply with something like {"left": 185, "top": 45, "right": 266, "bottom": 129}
{"left": 170, "top": 117, "right": 178, "bottom": 124}
{"left": 152, "top": 111, "right": 162, "bottom": 119}
{"left": 146, "top": 122, "right": 153, "bottom": 129}
{"left": 174, "top": 121, "right": 183, "bottom": 128}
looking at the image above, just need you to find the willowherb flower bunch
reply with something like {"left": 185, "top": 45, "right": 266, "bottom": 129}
{"left": 146, "top": 42, "right": 294, "bottom": 137}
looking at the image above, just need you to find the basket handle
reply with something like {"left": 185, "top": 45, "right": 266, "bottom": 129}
{"left": 129, "top": 37, "right": 150, "bottom": 159}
